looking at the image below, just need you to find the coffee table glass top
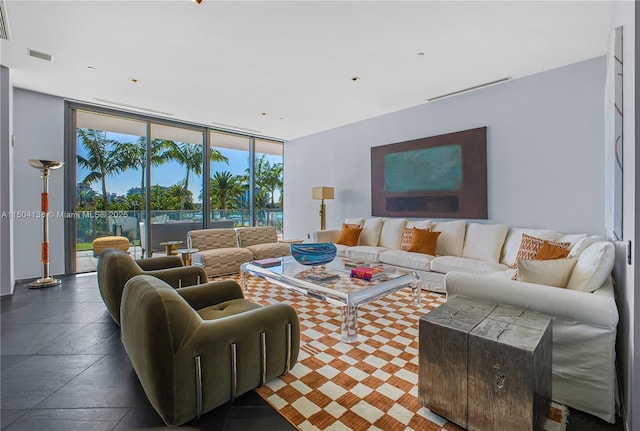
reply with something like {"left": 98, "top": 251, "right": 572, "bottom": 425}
{"left": 241, "top": 256, "right": 420, "bottom": 342}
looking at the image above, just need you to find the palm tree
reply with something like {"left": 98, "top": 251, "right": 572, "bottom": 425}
{"left": 248, "top": 154, "right": 271, "bottom": 210}
{"left": 168, "top": 143, "right": 228, "bottom": 212}
{"left": 77, "top": 128, "right": 126, "bottom": 212}
{"left": 209, "top": 171, "right": 245, "bottom": 216}
{"left": 119, "top": 137, "right": 173, "bottom": 204}
{"left": 265, "top": 162, "right": 283, "bottom": 208}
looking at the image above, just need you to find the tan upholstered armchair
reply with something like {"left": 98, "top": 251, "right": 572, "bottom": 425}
{"left": 120, "top": 275, "right": 300, "bottom": 427}
{"left": 96, "top": 248, "right": 207, "bottom": 325}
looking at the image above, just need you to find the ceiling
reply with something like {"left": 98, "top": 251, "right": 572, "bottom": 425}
{"left": 0, "top": 0, "right": 612, "bottom": 141}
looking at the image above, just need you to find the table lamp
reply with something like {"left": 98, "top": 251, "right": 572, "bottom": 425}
{"left": 312, "top": 186, "right": 334, "bottom": 230}
{"left": 27, "top": 159, "right": 64, "bottom": 288}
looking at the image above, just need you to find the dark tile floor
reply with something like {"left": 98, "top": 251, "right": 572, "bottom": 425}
{"left": 1, "top": 274, "right": 295, "bottom": 430}
{"left": 1, "top": 274, "right": 626, "bottom": 430}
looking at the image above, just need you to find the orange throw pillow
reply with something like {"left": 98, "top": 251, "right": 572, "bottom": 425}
{"left": 510, "top": 234, "right": 570, "bottom": 268}
{"left": 336, "top": 224, "right": 363, "bottom": 246}
{"left": 535, "top": 241, "right": 570, "bottom": 260}
{"left": 407, "top": 228, "right": 440, "bottom": 255}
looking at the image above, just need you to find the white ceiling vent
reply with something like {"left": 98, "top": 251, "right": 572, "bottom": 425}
{"left": 28, "top": 49, "right": 53, "bottom": 62}
{"left": 428, "top": 77, "right": 512, "bottom": 102}
{"left": 0, "top": 0, "right": 10, "bottom": 41}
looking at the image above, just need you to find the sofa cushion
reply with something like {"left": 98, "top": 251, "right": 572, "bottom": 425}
{"left": 490, "top": 268, "right": 517, "bottom": 279}
{"left": 193, "top": 247, "right": 254, "bottom": 276}
{"left": 336, "top": 224, "right": 363, "bottom": 246}
{"left": 198, "top": 299, "right": 262, "bottom": 320}
{"left": 334, "top": 244, "right": 349, "bottom": 257}
{"left": 430, "top": 256, "right": 508, "bottom": 275}
{"left": 566, "top": 242, "right": 615, "bottom": 292}
{"left": 516, "top": 258, "right": 577, "bottom": 288}
{"left": 462, "top": 223, "right": 508, "bottom": 263}
{"left": 379, "top": 218, "right": 407, "bottom": 249}
{"left": 569, "top": 235, "right": 604, "bottom": 257}
{"left": 359, "top": 217, "right": 383, "bottom": 246}
{"left": 246, "top": 243, "right": 291, "bottom": 260}
{"left": 189, "top": 228, "right": 238, "bottom": 249}
{"left": 379, "top": 249, "right": 434, "bottom": 271}
{"left": 431, "top": 220, "right": 466, "bottom": 256}
{"left": 500, "top": 228, "right": 561, "bottom": 266}
{"left": 237, "top": 226, "right": 278, "bottom": 247}
{"left": 344, "top": 217, "right": 364, "bottom": 227}
{"left": 406, "top": 219, "right": 432, "bottom": 230}
{"left": 509, "top": 233, "right": 570, "bottom": 268}
{"left": 345, "top": 246, "right": 389, "bottom": 263}
{"left": 407, "top": 229, "right": 439, "bottom": 255}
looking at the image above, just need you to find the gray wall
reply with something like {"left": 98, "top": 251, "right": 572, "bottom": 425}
{"left": 12, "top": 89, "right": 65, "bottom": 281}
{"left": 1, "top": 66, "right": 14, "bottom": 295}
{"left": 284, "top": 56, "right": 606, "bottom": 241}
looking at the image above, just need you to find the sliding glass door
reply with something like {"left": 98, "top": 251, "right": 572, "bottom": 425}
{"left": 74, "top": 111, "right": 147, "bottom": 272}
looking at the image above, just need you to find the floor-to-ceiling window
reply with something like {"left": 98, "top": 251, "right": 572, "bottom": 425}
{"left": 255, "top": 139, "right": 284, "bottom": 231}
{"left": 66, "top": 103, "right": 285, "bottom": 273}
{"left": 209, "top": 131, "right": 250, "bottom": 226}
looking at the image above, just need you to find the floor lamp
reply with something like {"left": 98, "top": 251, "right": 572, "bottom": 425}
{"left": 27, "top": 159, "right": 64, "bottom": 288}
{"left": 312, "top": 186, "right": 334, "bottom": 231}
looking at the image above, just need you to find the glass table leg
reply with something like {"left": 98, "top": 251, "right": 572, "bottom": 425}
{"left": 412, "top": 280, "right": 421, "bottom": 306}
{"left": 341, "top": 305, "right": 358, "bottom": 343}
{"left": 240, "top": 269, "right": 247, "bottom": 289}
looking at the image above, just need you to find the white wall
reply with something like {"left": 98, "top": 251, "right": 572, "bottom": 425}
{"left": 608, "top": 2, "right": 637, "bottom": 430}
{"left": 284, "top": 57, "right": 606, "bottom": 241}
{"left": 12, "top": 89, "right": 65, "bottom": 281}
{"left": 1, "top": 66, "right": 15, "bottom": 295}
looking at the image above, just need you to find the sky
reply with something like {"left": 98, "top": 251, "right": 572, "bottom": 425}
{"left": 76, "top": 132, "right": 283, "bottom": 203}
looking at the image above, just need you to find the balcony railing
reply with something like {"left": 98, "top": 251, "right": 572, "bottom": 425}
{"left": 75, "top": 209, "right": 283, "bottom": 249}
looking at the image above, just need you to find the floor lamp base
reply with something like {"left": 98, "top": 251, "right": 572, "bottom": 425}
{"left": 28, "top": 277, "right": 62, "bottom": 289}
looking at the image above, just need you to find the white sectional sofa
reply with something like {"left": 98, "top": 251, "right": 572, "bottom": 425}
{"left": 314, "top": 217, "right": 618, "bottom": 423}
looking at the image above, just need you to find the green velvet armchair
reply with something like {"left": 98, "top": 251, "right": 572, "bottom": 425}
{"left": 97, "top": 248, "right": 208, "bottom": 325}
{"left": 120, "top": 275, "right": 300, "bottom": 427}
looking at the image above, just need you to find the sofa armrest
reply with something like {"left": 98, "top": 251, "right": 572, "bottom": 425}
{"left": 177, "top": 279, "right": 245, "bottom": 309}
{"left": 136, "top": 255, "right": 184, "bottom": 271}
{"left": 444, "top": 271, "right": 618, "bottom": 329}
{"left": 313, "top": 229, "right": 340, "bottom": 243}
{"left": 147, "top": 266, "right": 208, "bottom": 289}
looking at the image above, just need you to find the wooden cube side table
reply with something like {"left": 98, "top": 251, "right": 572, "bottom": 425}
{"left": 468, "top": 304, "right": 552, "bottom": 431}
{"left": 419, "top": 296, "right": 552, "bottom": 431}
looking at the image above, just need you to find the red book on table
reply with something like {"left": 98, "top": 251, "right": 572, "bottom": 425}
{"left": 350, "top": 266, "right": 385, "bottom": 281}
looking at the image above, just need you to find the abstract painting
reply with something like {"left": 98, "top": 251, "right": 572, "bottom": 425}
{"left": 371, "top": 127, "right": 487, "bottom": 219}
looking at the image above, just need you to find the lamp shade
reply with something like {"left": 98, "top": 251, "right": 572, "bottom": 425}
{"left": 312, "top": 186, "right": 334, "bottom": 200}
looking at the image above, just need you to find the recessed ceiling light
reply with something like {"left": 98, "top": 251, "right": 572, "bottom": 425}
{"left": 128, "top": 78, "right": 139, "bottom": 84}
{"left": 417, "top": 52, "right": 425, "bottom": 56}
{"left": 261, "top": 112, "right": 268, "bottom": 116}
{"left": 87, "top": 66, "right": 95, "bottom": 71}
{"left": 192, "top": 0, "right": 203, "bottom": 4}
{"left": 351, "top": 77, "right": 361, "bottom": 82}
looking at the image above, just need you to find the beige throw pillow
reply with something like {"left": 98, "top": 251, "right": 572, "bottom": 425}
{"left": 516, "top": 258, "right": 577, "bottom": 288}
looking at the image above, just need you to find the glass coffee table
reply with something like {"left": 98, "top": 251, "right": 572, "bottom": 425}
{"left": 240, "top": 256, "right": 420, "bottom": 343}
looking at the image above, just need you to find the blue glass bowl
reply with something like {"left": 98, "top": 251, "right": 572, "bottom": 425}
{"left": 290, "top": 242, "right": 337, "bottom": 266}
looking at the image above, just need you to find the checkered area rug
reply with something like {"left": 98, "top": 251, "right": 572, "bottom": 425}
{"left": 230, "top": 274, "right": 568, "bottom": 431}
